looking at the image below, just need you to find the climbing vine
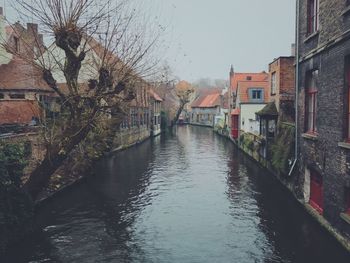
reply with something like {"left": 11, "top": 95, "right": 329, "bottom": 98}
{"left": 270, "top": 123, "right": 295, "bottom": 175}
{"left": 0, "top": 142, "right": 33, "bottom": 254}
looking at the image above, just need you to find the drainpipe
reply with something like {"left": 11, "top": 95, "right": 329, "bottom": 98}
{"left": 288, "top": 0, "right": 299, "bottom": 176}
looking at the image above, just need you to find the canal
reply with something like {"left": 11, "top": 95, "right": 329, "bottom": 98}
{"left": 4, "top": 126, "right": 350, "bottom": 262}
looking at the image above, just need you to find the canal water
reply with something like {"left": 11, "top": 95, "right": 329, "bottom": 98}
{"left": 4, "top": 126, "right": 350, "bottom": 262}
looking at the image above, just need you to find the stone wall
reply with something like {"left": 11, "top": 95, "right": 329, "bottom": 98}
{"left": 0, "top": 131, "right": 45, "bottom": 176}
{"left": 114, "top": 125, "right": 151, "bottom": 151}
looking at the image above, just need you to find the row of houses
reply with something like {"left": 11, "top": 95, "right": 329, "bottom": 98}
{"left": 0, "top": 8, "right": 163, "bottom": 169}
{"left": 185, "top": 0, "right": 350, "bottom": 250}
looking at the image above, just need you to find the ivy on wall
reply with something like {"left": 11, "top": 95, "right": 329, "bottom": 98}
{"left": 0, "top": 142, "right": 34, "bottom": 254}
{"left": 270, "top": 123, "right": 295, "bottom": 175}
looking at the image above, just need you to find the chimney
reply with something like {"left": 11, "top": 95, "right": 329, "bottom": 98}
{"left": 291, "top": 43, "right": 296, "bottom": 57}
{"left": 27, "top": 23, "right": 38, "bottom": 35}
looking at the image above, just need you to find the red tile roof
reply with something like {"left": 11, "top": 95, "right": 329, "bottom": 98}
{"left": 192, "top": 93, "right": 221, "bottom": 108}
{"left": 149, "top": 88, "right": 163, "bottom": 102}
{"left": 0, "top": 58, "right": 51, "bottom": 92}
{"left": 231, "top": 108, "right": 240, "bottom": 115}
{"left": 0, "top": 100, "right": 41, "bottom": 125}
{"left": 237, "top": 81, "right": 269, "bottom": 103}
{"left": 230, "top": 72, "right": 269, "bottom": 94}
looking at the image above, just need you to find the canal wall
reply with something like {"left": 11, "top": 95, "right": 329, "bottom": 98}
{"left": 215, "top": 127, "right": 350, "bottom": 252}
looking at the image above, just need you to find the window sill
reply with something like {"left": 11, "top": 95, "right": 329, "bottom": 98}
{"left": 338, "top": 142, "right": 350, "bottom": 150}
{"left": 340, "top": 213, "right": 350, "bottom": 225}
{"left": 341, "top": 6, "right": 350, "bottom": 16}
{"left": 304, "top": 31, "right": 319, "bottom": 43}
{"left": 302, "top": 133, "right": 318, "bottom": 141}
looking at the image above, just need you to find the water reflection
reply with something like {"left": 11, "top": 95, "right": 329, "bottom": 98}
{"left": 4, "top": 126, "right": 350, "bottom": 263}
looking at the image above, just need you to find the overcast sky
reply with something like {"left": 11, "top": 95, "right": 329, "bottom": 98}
{"left": 3, "top": 0, "right": 296, "bottom": 82}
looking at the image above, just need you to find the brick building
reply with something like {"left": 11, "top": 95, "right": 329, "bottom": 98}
{"left": 228, "top": 69, "right": 269, "bottom": 139}
{"left": 296, "top": 0, "right": 350, "bottom": 243}
{"left": 267, "top": 56, "right": 295, "bottom": 122}
{"left": 0, "top": 9, "right": 55, "bottom": 132}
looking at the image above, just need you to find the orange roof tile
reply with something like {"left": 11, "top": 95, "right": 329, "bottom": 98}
{"left": 149, "top": 88, "right": 163, "bottom": 102}
{"left": 230, "top": 72, "right": 269, "bottom": 94}
{"left": 231, "top": 108, "right": 240, "bottom": 115}
{"left": 237, "top": 81, "right": 269, "bottom": 104}
{"left": 0, "top": 100, "right": 41, "bottom": 125}
{"left": 192, "top": 93, "right": 221, "bottom": 108}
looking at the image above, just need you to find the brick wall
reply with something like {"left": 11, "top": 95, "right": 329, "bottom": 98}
{"left": 297, "top": 0, "right": 350, "bottom": 240}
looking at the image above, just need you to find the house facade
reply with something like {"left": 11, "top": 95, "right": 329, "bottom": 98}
{"left": 296, "top": 0, "right": 350, "bottom": 241}
{"left": 0, "top": 11, "right": 55, "bottom": 131}
{"left": 228, "top": 69, "right": 269, "bottom": 139}
{"left": 149, "top": 88, "right": 162, "bottom": 136}
{"left": 117, "top": 81, "right": 152, "bottom": 149}
{"left": 256, "top": 56, "right": 295, "bottom": 158}
{"left": 190, "top": 91, "right": 222, "bottom": 127}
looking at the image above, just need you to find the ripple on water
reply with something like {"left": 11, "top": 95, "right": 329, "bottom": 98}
{"left": 5, "top": 126, "right": 350, "bottom": 263}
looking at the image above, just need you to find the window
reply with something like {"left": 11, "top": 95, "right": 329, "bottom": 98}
{"left": 249, "top": 89, "right": 264, "bottom": 102}
{"left": 246, "top": 76, "right": 252, "bottom": 81}
{"left": 346, "top": 60, "right": 350, "bottom": 141}
{"left": 9, "top": 93, "right": 25, "bottom": 99}
{"left": 305, "top": 70, "right": 318, "bottom": 134}
{"left": 130, "top": 108, "right": 138, "bottom": 127}
{"left": 271, "top": 72, "right": 277, "bottom": 95}
{"left": 307, "top": 0, "right": 319, "bottom": 34}
{"left": 0, "top": 93, "right": 4, "bottom": 99}
{"left": 309, "top": 169, "right": 323, "bottom": 214}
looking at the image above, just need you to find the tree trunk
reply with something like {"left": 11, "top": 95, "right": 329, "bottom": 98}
{"left": 23, "top": 123, "right": 93, "bottom": 200}
{"left": 172, "top": 102, "right": 185, "bottom": 127}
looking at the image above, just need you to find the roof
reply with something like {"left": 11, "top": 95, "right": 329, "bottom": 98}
{"left": 231, "top": 108, "right": 240, "bottom": 115}
{"left": 149, "top": 88, "right": 163, "bottom": 102}
{"left": 0, "top": 58, "right": 52, "bottom": 92}
{"left": 191, "top": 93, "right": 221, "bottom": 108}
{"left": 236, "top": 80, "right": 269, "bottom": 104}
{"left": 0, "top": 100, "right": 41, "bottom": 125}
{"left": 230, "top": 72, "right": 269, "bottom": 93}
{"left": 256, "top": 102, "right": 278, "bottom": 117}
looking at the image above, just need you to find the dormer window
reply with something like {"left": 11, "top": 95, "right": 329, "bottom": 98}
{"left": 249, "top": 88, "right": 264, "bottom": 102}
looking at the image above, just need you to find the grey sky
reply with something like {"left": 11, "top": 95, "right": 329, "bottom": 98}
{"left": 3, "top": 0, "right": 296, "bottom": 82}
{"left": 152, "top": 0, "right": 296, "bottom": 81}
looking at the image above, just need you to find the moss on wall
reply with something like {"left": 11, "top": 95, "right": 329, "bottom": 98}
{"left": 270, "top": 123, "right": 295, "bottom": 175}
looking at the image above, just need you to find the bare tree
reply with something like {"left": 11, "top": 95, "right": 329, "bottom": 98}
{"left": 173, "top": 80, "right": 194, "bottom": 126}
{"left": 3, "top": 0, "right": 163, "bottom": 200}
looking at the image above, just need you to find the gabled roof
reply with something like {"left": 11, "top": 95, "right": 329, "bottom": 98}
{"left": 231, "top": 108, "right": 240, "bottom": 115}
{"left": 256, "top": 102, "right": 278, "bottom": 117}
{"left": 230, "top": 72, "right": 269, "bottom": 94}
{"left": 149, "top": 88, "right": 162, "bottom": 102}
{"left": 0, "top": 100, "right": 40, "bottom": 125}
{"left": 236, "top": 80, "right": 269, "bottom": 104}
{"left": 192, "top": 93, "right": 221, "bottom": 108}
{"left": 0, "top": 58, "right": 52, "bottom": 92}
